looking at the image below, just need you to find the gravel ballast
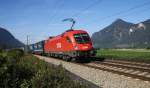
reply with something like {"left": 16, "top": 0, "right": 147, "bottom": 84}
{"left": 35, "top": 55, "right": 150, "bottom": 88}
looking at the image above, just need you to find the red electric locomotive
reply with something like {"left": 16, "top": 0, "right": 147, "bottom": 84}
{"left": 44, "top": 29, "right": 96, "bottom": 61}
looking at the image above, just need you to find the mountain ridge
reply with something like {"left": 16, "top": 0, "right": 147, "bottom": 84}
{"left": 91, "top": 19, "right": 150, "bottom": 48}
{"left": 0, "top": 27, "right": 24, "bottom": 49}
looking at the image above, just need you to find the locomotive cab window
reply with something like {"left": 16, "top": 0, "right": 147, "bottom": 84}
{"left": 66, "top": 37, "right": 72, "bottom": 43}
{"left": 74, "top": 33, "right": 90, "bottom": 44}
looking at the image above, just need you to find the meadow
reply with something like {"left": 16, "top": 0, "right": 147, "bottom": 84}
{"left": 96, "top": 49, "right": 150, "bottom": 63}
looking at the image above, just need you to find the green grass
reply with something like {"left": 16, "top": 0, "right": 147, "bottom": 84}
{"left": 0, "top": 50, "right": 6, "bottom": 57}
{"left": 96, "top": 49, "right": 150, "bottom": 63}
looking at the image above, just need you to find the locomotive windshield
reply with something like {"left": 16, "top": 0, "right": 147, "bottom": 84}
{"left": 74, "top": 33, "right": 90, "bottom": 43}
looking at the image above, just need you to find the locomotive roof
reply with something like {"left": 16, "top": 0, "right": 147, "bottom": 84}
{"left": 46, "top": 29, "right": 88, "bottom": 41}
{"left": 64, "top": 29, "right": 87, "bottom": 34}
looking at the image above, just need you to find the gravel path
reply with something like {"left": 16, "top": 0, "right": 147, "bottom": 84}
{"left": 35, "top": 55, "right": 150, "bottom": 88}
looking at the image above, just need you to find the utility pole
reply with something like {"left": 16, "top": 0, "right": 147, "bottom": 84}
{"left": 27, "top": 35, "right": 29, "bottom": 47}
{"left": 25, "top": 35, "right": 29, "bottom": 54}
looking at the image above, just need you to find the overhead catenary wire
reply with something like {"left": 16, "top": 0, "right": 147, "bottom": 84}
{"left": 126, "top": 7, "right": 150, "bottom": 22}
{"left": 48, "top": 0, "right": 150, "bottom": 32}
{"left": 113, "top": 5, "right": 150, "bottom": 23}
{"left": 51, "top": 0, "right": 102, "bottom": 24}
{"left": 71, "top": 0, "right": 103, "bottom": 18}
{"left": 82, "top": 1, "right": 150, "bottom": 27}
{"left": 94, "top": 7, "right": 150, "bottom": 32}
{"left": 48, "top": 0, "right": 102, "bottom": 30}
{"left": 49, "top": 0, "right": 66, "bottom": 23}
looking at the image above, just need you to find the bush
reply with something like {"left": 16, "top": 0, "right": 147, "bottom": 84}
{"left": 146, "top": 47, "right": 150, "bottom": 49}
{"left": 0, "top": 64, "right": 34, "bottom": 88}
{"left": 0, "top": 51, "right": 87, "bottom": 88}
{"left": 7, "top": 49, "right": 24, "bottom": 59}
{"left": 31, "top": 65, "right": 86, "bottom": 88}
{"left": 0, "top": 49, "right": 3, "bottom": 53}
{"left": 0, "top": 55, "right": 5, "bottom": 66}
{"left": 0, "top": 50, "right": 32, "bottom": 88}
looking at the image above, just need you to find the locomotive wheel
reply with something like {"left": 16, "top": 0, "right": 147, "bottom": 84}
{"left": 62, "top": 55, "right": 66, "bottom": 60}
{"left": 50, "top": 53, "right": 52, "bottom": 57}
{"left": 58, "top": 54, "right": 63, "bottom": 59}
{"left": 66, "top": 56, "right": 71, "bottom": 61}
{"left": 63, "top": 55, "right": 71, "bottom": 61}
{"left": 71, "top": 57, "right": 76, "bottom": 62}
{"left": 48, "top": 53, "right": 50, "bottom": 57}
{"left": 54, "top": 54, "right": 58, "bottom": 58}
{"left": 53, "top": 54, "right": 55, "bottom": 57}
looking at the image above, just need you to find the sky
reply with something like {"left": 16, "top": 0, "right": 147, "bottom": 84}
{"left": 0, "top": 0, "right": 150, "bottom": 44}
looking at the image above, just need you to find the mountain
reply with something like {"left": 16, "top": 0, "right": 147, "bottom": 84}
{"left": 0, "top": 27, "right": 24, "bottom": 49}
{"left": 91, "top": 19, "right": 150, "bottom": 48}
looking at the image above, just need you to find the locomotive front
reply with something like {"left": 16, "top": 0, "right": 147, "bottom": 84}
{"left": 70, "top": 30, "right": 96, "bottom": 58}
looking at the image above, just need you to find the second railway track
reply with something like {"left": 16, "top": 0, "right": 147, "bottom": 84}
{"left": 105, "top": 59, "right": 150, "bottom": 67}
{"left": 79, "top": 60, "right": 150, "bottom": 82}
{"left": 93, "top": 61, "right": 150, "bottom": 73}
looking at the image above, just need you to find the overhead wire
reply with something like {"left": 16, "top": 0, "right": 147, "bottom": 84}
{"left": 82, "top": 1, "right": 150, "bottom": 27}
{"left": 49, "top": 0, "right": 150, "bottom": 31}
{"left": 49, "top": 0, "right": 66, "bottom": 23}
{"left": 123, "top": 7, "right": 150, "bottom": 19}
{"left": 96, "top": 6, "right": 150, "bottom": 31}
{"left": 53, "top": 0, "right": 102, "bottom": 22}
{"left": 50, "top": 0, "right": 103, "bottom": 29}
{"left": 71, "top": 0, "right": 103, "bottom": 18}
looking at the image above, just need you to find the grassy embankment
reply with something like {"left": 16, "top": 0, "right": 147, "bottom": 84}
{"left": 0, "top": 49, "right": 86, "bottom": 88}
{"left": 96, "top": 49, "right": 150, "bottom": 63}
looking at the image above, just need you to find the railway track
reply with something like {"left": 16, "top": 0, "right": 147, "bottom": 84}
{"left": 78, "top": 60, "right": 150, "bottom": 82}
{"left": 36, "top": 55, "right": 150, "bottom": 82}
{"left": 36, "top": 55, "right": 150, "bottom": 88}
{"left": 105, "top": 59, "right": 150, "bottom": 68}
{"left": 93, "top": 61, "right": 150, "bottom": 73}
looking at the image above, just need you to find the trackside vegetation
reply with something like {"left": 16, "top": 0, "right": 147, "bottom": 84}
{"left": 0, "top": 49, "right": 87, "bottom": 88}
{"left": 97, "top": 49, "right": 150, "bottom": 63}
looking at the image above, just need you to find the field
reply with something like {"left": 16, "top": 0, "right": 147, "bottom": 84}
{"left": 96, "top": 49, "right": 150, "bottom": 63}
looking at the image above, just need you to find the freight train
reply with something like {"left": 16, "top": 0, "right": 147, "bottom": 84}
{"left": 29, "top": 29, "right": 96, "bottom": 61}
